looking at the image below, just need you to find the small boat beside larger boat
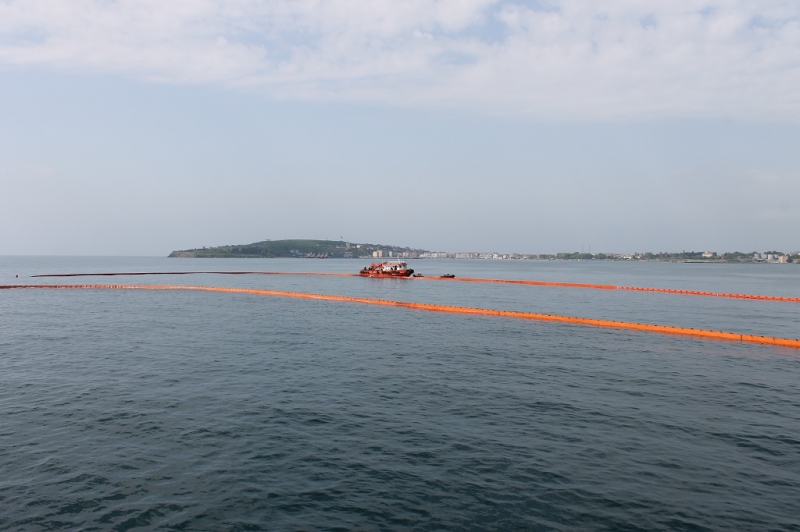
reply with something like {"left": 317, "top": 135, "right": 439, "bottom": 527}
{"left": 359, "top": 261, "right": 414, "bottom": 278}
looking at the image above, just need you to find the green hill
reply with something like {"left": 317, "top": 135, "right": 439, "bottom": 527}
{"left": 169, "top": 239, "right": 426, "bottom": 258}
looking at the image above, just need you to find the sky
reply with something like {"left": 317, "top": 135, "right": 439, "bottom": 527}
{"left": 1, "top": 0, "right": 799, "bottom": 255}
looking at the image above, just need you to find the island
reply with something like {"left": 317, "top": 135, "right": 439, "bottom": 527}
{"left": 169, "top": 239, "right": 429, "bottom": 259}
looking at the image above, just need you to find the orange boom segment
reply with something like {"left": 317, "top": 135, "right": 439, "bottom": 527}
{"left": 3, "top": 284, "right": 799, "bottom": 351}
{"left": 28, "top": 271, "right": 800, "bottom": 303}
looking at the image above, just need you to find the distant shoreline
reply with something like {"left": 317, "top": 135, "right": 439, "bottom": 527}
{"left": 169, "top": 239, "right": 798, "bottom": 264}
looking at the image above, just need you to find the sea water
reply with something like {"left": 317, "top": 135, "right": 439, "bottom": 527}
{"left": 1, "top": 257, "right": 799, "bottom": 530}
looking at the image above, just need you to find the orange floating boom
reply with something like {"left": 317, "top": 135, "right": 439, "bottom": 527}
{"left": 29, "top": 271, "right": 800, "bottom": 303}
{"left": 3, "top": 284, "right": 799, "bottom": 351}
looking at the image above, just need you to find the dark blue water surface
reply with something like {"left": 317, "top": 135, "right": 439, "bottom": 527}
{"left": 2, "top": 257, "right": 799, "bottom": 530}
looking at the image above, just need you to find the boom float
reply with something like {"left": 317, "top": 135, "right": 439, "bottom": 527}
{"left": 3, "top": 284, "right": 799, "bottom": 351}
{"left": 29, "top": 271, "right": 800, "bottom": 303}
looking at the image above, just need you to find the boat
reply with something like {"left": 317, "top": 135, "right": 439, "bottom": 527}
{"left": 359, "top": 261, "right": 414, "bottom": 277}
{"left": 440, "top": 274, "right": 455, "bottom": 278}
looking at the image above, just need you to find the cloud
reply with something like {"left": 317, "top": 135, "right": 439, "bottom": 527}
{"left": 1, "top": 0, "right": 798, "bottom": 120}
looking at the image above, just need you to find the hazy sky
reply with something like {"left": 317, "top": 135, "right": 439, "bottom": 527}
{"left": 1, "top": 0, "right": 799, "bottom": 255}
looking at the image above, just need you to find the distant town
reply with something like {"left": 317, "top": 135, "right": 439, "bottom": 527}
{"left": 369, "top": 250, "right": 797, "bottom": 263}
{"left": 170, "top": 239, "right": 798, "bottom": 263}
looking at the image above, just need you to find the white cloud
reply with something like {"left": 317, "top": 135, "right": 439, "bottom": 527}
{"left": 1, "top": 0, "right": 798, "bottom": 120}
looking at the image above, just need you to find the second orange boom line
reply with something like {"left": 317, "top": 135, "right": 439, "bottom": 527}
{"left": 415, "top": 276, "right": 800, "bottom": 302}
{"left": 4, "top": 284, "right": 799, "bottom": 351}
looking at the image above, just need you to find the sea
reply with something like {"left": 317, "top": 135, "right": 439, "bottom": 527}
{"left": 1, "top": 256, "right": 799, "bottom": 531}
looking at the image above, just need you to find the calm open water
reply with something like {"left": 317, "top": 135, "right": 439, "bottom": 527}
{"left": 1, "top": 257, "right": 799, "bottom": 531}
